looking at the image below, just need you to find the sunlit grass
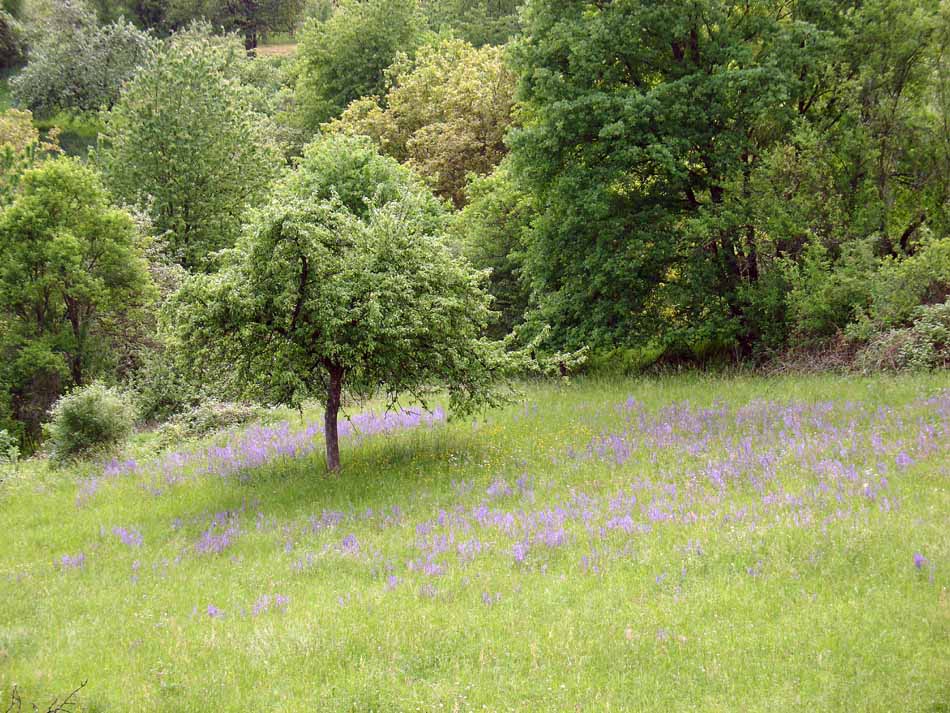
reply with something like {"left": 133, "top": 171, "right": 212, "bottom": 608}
{"left": 1, "top": 374, "right": 948, "bottom": 711}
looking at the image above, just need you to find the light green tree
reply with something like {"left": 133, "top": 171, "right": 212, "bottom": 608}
{"left": 97, "top": 25, "right": 282, "bottom": 271}
{"left": 327, "top": 37, "right": 516, "bottom": 206}
{"left": 169, "top": 135, "right": 508, "bottom": 471}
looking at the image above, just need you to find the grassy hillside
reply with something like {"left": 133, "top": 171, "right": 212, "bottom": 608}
{"left": 1, "top": 375, "right": 948, "bottom": 711}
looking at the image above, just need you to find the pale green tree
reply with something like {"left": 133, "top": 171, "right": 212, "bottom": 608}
{"left": 327, "top": 37, "right": 516, "bottom": 206}
{"left": 169, "top": 135, "right": 507, "bottom": 471}
{"left": 97, "top": 25, "right": 282, "bottom": 270}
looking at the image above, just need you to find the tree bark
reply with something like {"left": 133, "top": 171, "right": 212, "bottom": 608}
{"left": 324, "top": 364, "right": 344, "bottom": 473}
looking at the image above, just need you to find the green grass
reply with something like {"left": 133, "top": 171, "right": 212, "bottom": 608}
{"left": 1, "top": 374, "right": 948, "bottom": 711}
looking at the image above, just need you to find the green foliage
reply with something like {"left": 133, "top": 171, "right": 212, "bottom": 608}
{"left": 170, "top": 0, "right": 306, "bottom": 49}
{"left": 0, "top": 107, "right": 61, "bottom": 203}
{"left": 864, "top": 235, "right": 950, "bottom": 329}
{"left": 97, "top": 24, "right": 282, "bottom": 270}
{"left": 154, "top": 399, "right": 264, "bottom": 446}
{"left": 0, "top": 157, "right": 153, "bottom": 445}
{"left": 44, "top": 382, "right": 134, "bottom": 462}
{"left": 421, "top": 0, "right": 521, "bottom": 47}
{"left": 12, "top": 2, "right": 155, "bottom": 116}
{"left": 0, "top": 427, "right": 19, "bottom": 466}
{"left": 857, "top": 299, "right": 950, "bottom": 371}
{"left": 170, "top": 134, "right": 507, "bottom": 468}
{"left": 785, "top": 239, "right": 877, "bottom": 340}
{"left": 327, "top": 37, "right": 516, "bottom": 206}
{"left": 0, "top": 9, "right": 24, "bottom": 67}
{"left": 296, "top": 0, "right": 424, "bottom": 129}
{"left": 452, "top": 160, "right": 532, "bottom": 338}
{"left": 508, "top": 0, "right": 950, "bottom": 358}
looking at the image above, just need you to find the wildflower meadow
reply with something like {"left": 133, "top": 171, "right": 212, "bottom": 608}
{"left": 1, "top": 374, "right": 948, "bottom": 711}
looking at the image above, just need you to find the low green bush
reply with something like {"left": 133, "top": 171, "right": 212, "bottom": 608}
{"left": 155, "top": 400, "right": 264, "bottom": 447}
{"left": 45, "top": 383, "right": 134, "bottom": 463}
{"left": 857, "top": 299, "right": 950, "bottom": 372}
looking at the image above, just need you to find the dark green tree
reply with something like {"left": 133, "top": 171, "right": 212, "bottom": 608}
{"left": 296, "top": 0, "right": 424, "bottom": 129}
{"left": 510, "top": 0, "right": 949, "bottom": 356}
{"left": 0, "top": 158, "right": 153, "bottom": 445}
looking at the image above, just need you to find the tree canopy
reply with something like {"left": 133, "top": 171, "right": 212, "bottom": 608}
{"left": 327, "top": 37, "right": 516, "bottom": 206}
{"left": 508, "top": 0, "right": 950, "bottom": 354}
{"left": 296, "top": 0, "right": 424, "bottom": 129}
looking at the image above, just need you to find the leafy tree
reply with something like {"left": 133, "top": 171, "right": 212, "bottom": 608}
{"left": 327, "top": 37, "right": 516, "bottom": 206}
{"left": 421, "top": 0, "right": 522, "bottom": 47}
{"left": 167, "top": 0, "right": 306, "bottom": 49}
{"left": 296, "top": 0, "right": 424, "bottom": 129}
{"left": 12, "top": 1, "right": 155, "bottom": 115}
{"left": 97, "top": 24, "right": 282, "bottom": 270}
{"left": 0, "top": 158, "right": 153, "bottom": 445}
{"left": 170, "top": 134, "right": 506, "bottom": 471}
{"left": 0, "top": 8, "right": 24, "bottom": 67}
{"left": 0, "top": 108, "right": 61, "bottom": 205}
{"left": 509, "top": 0, "right": 950, "bottom": 356}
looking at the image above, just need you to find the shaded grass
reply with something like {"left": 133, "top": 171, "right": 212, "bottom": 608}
{"left": 0, "top": 373, "right": 948, "bottom": 711}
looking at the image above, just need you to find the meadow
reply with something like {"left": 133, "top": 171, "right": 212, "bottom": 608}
{"left": 1, "top": 374, "right": 948, "bottom": 712}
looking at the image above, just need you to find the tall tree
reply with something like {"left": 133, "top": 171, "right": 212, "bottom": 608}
{"left": 97, "top": 24, "right": 282, "bottom": 270}
{"left": 509, "top": 0, "right": 949, "bottom": 355}
{"left": 0, "top": 158, "right": 153, "bottom": 445}
{"left": 170, "top": 135, "right": 507, "bottom": 471}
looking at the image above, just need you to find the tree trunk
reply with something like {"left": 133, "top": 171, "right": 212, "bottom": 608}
{"left": 324, "top": 364, "right": 343, "bottom": 473}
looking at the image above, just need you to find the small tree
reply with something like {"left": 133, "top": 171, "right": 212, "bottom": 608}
{"left": 170, "top": 135, "right": 506, "bottom": 471}
{"left": 97, "top": 24, "right": 282, "bottom": 270}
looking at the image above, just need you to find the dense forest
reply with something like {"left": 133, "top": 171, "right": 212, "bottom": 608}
{"left": 1, "top": 0, "right": 948, "bottom": 460}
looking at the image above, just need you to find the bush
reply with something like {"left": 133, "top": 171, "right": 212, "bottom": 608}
{"left": 857, "top": 299, "right": 950, "bottom": 372}
{"left": 784, "top": 238, "right": 876, "bottom": 341}
{"left": 155, "top": 400, "right": 264, "bottom": 447}
{"left": 0, "top": 428, "right": 19, "bottom": 465}
{"left": 45, "top": 384, "right": 134, "bottom": 462}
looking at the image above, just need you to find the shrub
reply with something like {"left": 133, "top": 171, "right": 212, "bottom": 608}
{"left": 0, "top": 428, "right": 19, "bottom": 465}
{"left": 784, "top": 238, "right": 876, "bottom": 341}
{"left": 45, "top": 384, "right": 134, "bottom": 462}
{"left": 857, "top": 299, "right": 950, "bottom": 372}
{"left": 130, "top": 349, "right": 198, "bottom": 424}
{"left": 155, "top": 401, "right": 264, "bottom": 447}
